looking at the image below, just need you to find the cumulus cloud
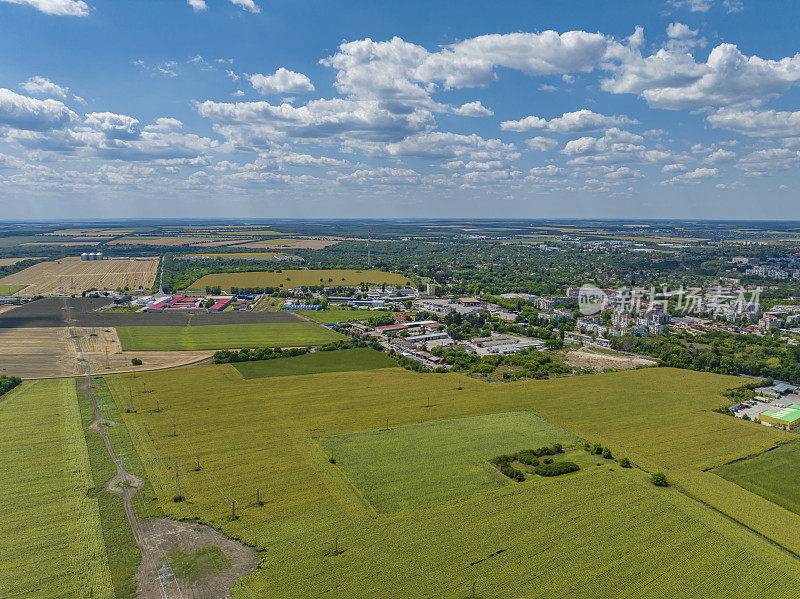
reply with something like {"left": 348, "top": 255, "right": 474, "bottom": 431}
{"left": 560, "top": 128, "right": 645, "bottom": 164}
{"left": 526, "top": 136, "right": 557, "bottom": 151}
{"left": 195, "top": 97, "right": 434, "bottom": 145}
{"left": 0, "top": 89, "right": 75, "bottom": 131}
{"left": 20, "top": 76, "right": 69, "bottom": 99}
{"left": 229, "top": 0, "right": 259, "bottom": 12}
{"left": 249, "top": 68, "right": 315, "bottom": 95}
{"left": 0, "top": 0, "right": 89, "bottom": 16}
{"left": 85, "top": 112, "right": 141, "bottom": 140}
{"left": 603, "top": 36, "right": 800, "bottom": 109}
{"left": 704, "top": 148, "right": 736, "bottom": 163}
{"left": 452, "top": 101, "right": 493, "bottom": 117}
{"left": 364, "top": 131, "right": 518, "bottom": 161}
{"left": 187, "top": 0, "right": 206, "bottom": 10}
{"left": 707, "top": 108, "right": 800, "bottom": 138}
{"left": 501, "top": 109, "right": 636, "bottom": 133}
{"left": 669, "top": 0, "right": 740, "bottom": 12}
{"left": 664, "top": 166, "right": 719, "bottom": 184}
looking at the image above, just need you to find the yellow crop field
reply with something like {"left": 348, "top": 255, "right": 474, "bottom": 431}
{"left": 0, "top": 380, "right": 114, "bottom": 598}
{"left": 188, "top": 268, "right": 413, "bottom": 290}
{"left": 0, "top": 257, "right": 159, "bottom": 295}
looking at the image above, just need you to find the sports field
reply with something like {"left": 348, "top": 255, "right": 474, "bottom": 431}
{"left": 116, "top": 322, "right": 344, "bottom": 351}
{"left": 187, "top": 269, "right": 413, "bottom": 291}
{"left": 233, "top": 348, "right": 395, "bottom": 379}
{"left": 0, "top": 380, "right": 114, "bottom": 598}
{"left": 98, "top": 364, "right": 800, "bottom": 597}
{"left": 713, "top": 440, "right": 800, "bottom": 516}
{"left": 321, "top": 411, "right": 581, "bottom": 512}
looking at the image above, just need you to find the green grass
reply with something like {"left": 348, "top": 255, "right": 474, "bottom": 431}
{"left": 305, "top": 308, "right": 391, "bottom": 324}
{"left": 234, "top": 348, "right": 396, "bottom": 379}
{"left": 713, "top": 440, "right": 800, "bottom": 516}
{"left": 116, "top": 322, "right": 344, "bottom": 351}
{"left": 97, "top": 494, "right": 140, "bottom": 599}
{"left": 0, "top": 284, "right": 26, "bottom": 294}
{"left": 187, "top": 269, "right": 412, "bottom": 291}
{"left": 0, "top": 380, "right": 114, "bottom": 598}
{"left": 320, "top": 411, "right": 581, "bottom": 512}
{"left": 101, "top": 365, "right": 800, "bottom": 598}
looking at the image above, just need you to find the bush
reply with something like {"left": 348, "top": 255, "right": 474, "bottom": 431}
{"left": 500, "top": 464, "right": 525, "bottom": 482}
{"left": 534, "top": 462, "right": 580, "bottom": 477}
{"left": 619, "top": 457, "right": 632, "bottom": 468}
{"left": 591, "top": 443, "right": 604, "bottom": 455}
{"left": 130, "top": 358, "right": 142, "bottom": 366}
{"left": 651, "top": 472, "right": 668, "bottom": 487}
{"left": 602, "top": 447, "right": 613, "bottom": 460}
{"left": 543, "top": 457, "right": 553, "bottom": 464}
{"left": 516, "top": 451, "right": 538, "bottom": 465}
{"left": 552, "top": 443, "right": 563, "bottom": 453}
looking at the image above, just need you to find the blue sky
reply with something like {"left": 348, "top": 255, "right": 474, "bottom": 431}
{"left": 1, "top": 0, "right": 799, "bottom": 219}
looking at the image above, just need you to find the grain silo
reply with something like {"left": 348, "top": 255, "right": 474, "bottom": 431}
{"left": 81, "top": 253, "right": 89, "bottom": 261}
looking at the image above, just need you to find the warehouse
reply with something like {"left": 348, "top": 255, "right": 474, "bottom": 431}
{"left": 759, "top": 405, "right": 800, "bottom": 429}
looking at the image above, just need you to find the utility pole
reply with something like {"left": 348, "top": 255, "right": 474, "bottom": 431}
{"left": 157, "top": 563, "right": 175, "bottom": 599}
{"left": 119, "top": 450, "right": 128, "bottom": 486}
{"left": 367, "top": 230, "right": 371, "bottom": 269}
{"left": 128, "top": 384, "right": 134, "bottom": 413}
{"left": 231, "top": 500, "right": 236, "bottom": 520}
{"left": 174, "top": 461, "right": 182, "bottom": 501}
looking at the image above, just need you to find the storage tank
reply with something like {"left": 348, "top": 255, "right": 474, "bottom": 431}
{"left": 96, "top": 252, "right": 103, "bottom": 260}
{"left": 80, "top": 253, "right": 89, "bottom": 261}
{"left": 88, "top": 252, "right": 97, "bottom": 260}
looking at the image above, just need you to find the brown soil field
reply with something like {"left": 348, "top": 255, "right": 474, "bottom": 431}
{"left": 0, "top": 326, "right": 213, "bottom": 378}
{"left": 565, "top": 347, "right": 657, "bottom": 373}
{"left": 22, "top": 241, "right": 107, "bottom": 246}
{"left": 0, "top": 257, "right": 159, "bottom": 295}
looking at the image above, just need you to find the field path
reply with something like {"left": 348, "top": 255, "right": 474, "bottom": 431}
{"left": 68, "top": 300, "right": 257, "bottom": 599}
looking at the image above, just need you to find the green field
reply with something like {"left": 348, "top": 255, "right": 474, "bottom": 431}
{"left": 0, "top": 380, "right": 114, "bottom": 598}
{"left": 188, "top": 268, "right": 413, "bottom": 291}
{"left": 116, "top": 322, "right": 344, "bottom": 351}
{"left": 305, "top": 308, "right": 394, "bottom": 324}
{"left": 320, "top": 411, "right": 581, "bottom": 512}
{"left": 0, "top": 284, "right": 26, "bottom": 294}
{"left": 234, "top": 348, "right": 396, "bottom": 379}
{"left": 97, "top": 364, "right": 800, "bottom": 597}
{"left": 713, "top": 440, "right": 800, "bottom": 516}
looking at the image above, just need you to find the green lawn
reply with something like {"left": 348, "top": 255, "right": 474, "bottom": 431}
{"left": 116, "top": 322, "right": 344, "bottom": 351}
{"left": 187, "top": 269, "right": 413, "bottom": 291}
{"left": 713, "top": 440, "right": 800, "bottom": 516}
{"left": 234, "top": 348, "right": 396, "bottom": 379}
{"left": 320, "top": 411, "right": 581, "bottom": 512}
{"left": 0, "top": 380, "right": 114, "bottom": 598}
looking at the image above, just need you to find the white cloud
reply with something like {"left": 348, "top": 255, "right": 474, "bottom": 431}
{"left": 603, "top": 38, "right": 800, "bottom": 110}
{"left": 85, "top": 112, "right": 141, "bottom": 140}
{"left": 249, "top": 68, "right": 315, "bottom": 95}
{"left": 229, "top": 0, "right": 259, "bottom": 12}
{"left": 529, "top": 165, "right": 565, "bottom": 178}
{"left": 605, "top": 166, "right": 642, "bottom": 179}
{"left": 667, "top": 22, "right": 698, "bottom": 40}
{"left": 664, "top": 166, "right": 719, "bottom": 184}
{"left": 195, "top": 97, "right": 433, "bottom": 145}
{"left": 452, "top": 101, "right": 493, "bottom": 117}
{"left": 560, "top": 128, "right": 645, "bottom": 164}
{"left": 0, "top": 89, "right": 75, "bottom": 131}
{"left": 0, "top": 0, "right": 89, "bottom": 16}
{"left": 187, "top": 0, "right": 206, "bottom": 10}
{"left": 364, "top": 131, "right": 518, "bottom": 161}
{"left": 704, "top": 148, "right": 736, "bottom": 163}
{"left": 143, "top": 117, "right": 183, "bottom": 133}
{"left": 20, "top": 76, "right": 68, "bottom": 99}
{"left": 668, "top": 0, "right": 711, "bottom": 12}
{"left": 707, "top": 108, "right": 800, "bottom": 138}
{"left": 501, "top": 109, "right": 636, "bottom": 133}
{"left": 526, "top": 136, "right": 557, "bottom": 151}
{"left": 662, "top": 163, "right": 687, "bottom": 173}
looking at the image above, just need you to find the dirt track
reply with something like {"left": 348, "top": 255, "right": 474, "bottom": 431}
{"left": 566, "top": 347, "right": 657, "bottom": 373}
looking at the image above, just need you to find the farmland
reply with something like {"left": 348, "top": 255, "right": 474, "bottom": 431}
{"left": 97, "top": 363, "right": 800, "bottom": 597}
{"left": 305, "top": 308, "right": 386, "bottom": 324}
{"left": 713, "top": 440, "right": 800, "bottom": 516}
{"left": 187, "top": 268, "right": 413, "bottom": 291}
{"left": 320, "top": 411, "right": 581, "bottom": 512}
{"left": 116, "top": 322, "right": 344, "bottom": 351}
{"left": 0, "top": 284, "right": 27, "bottom": 294}
{"left": 0, "top": 379, "right": 113, "bottom": 598}
{"left": 233, "top": 348, "right": 395, "bottom": 379}
{"left": 0, "top": 257, "right": 159, "bottom": 295}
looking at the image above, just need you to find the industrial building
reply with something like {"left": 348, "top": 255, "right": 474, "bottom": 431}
{"left": 759, "top": 405, "right": 800, "bottom": 428}
{"left": 145, "top": 294, "right": 233, "bottom": 313}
